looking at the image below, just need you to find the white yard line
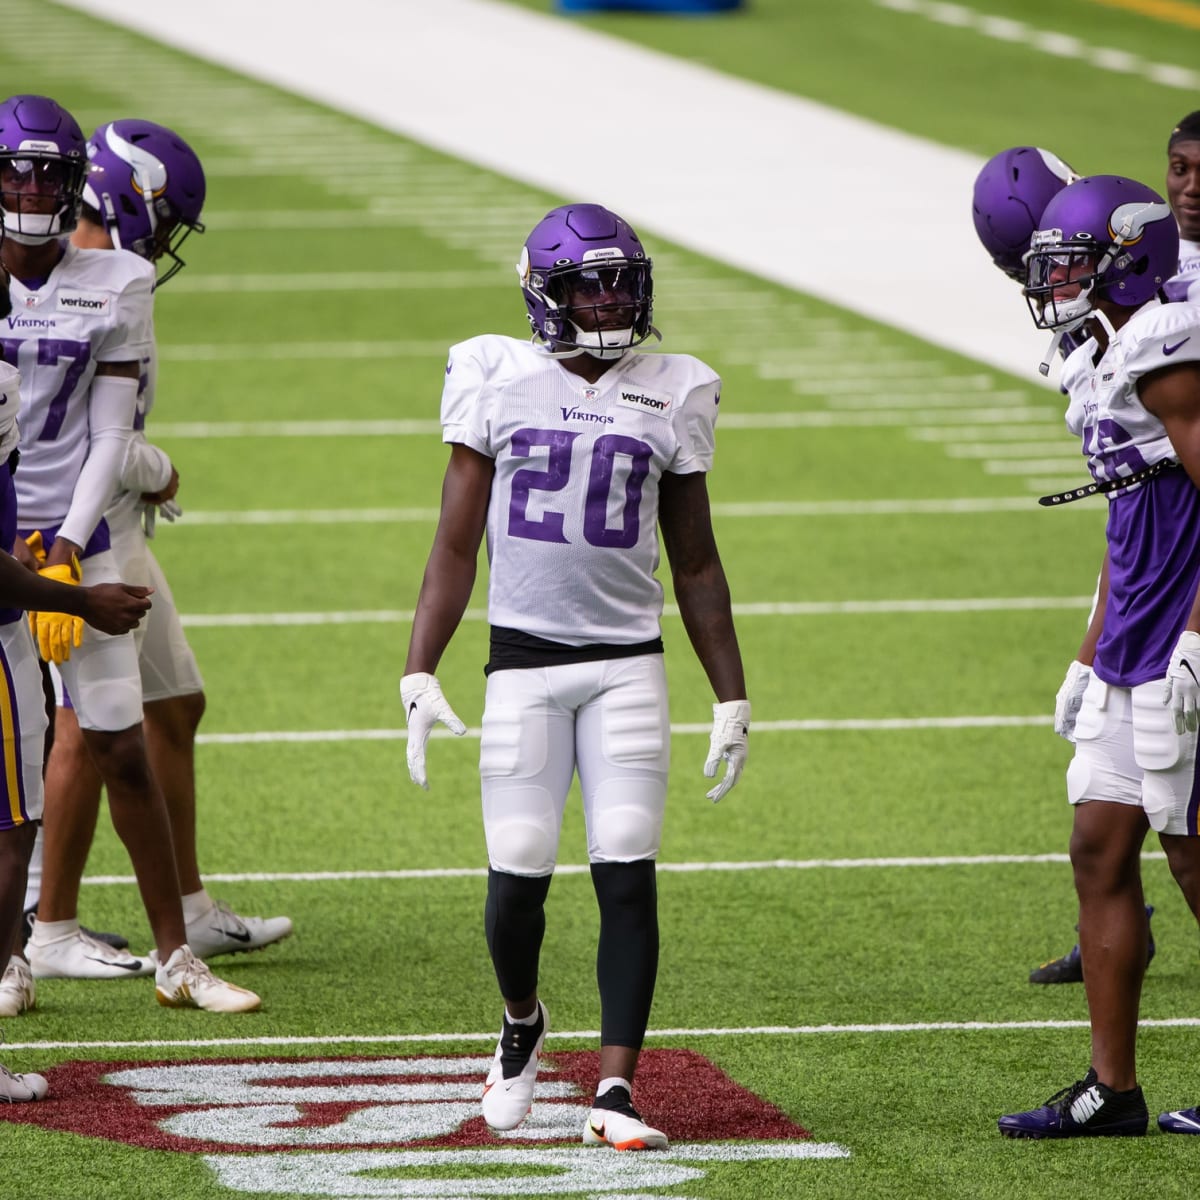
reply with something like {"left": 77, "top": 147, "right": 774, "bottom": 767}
{"left": 179, "top": 599, "right": 1090, "bottom": 628}
{"left": 152, "top": 498, "right": 1087, "bottom": 526}
{"left": 7, "top": 1015, "right": 1196, "bottom": 1053}
{"left": 86, "top": 852, "right": 1144, "bottom": 887}
{"left": 189, "top": 717, "right": 1052, "bottom": 748}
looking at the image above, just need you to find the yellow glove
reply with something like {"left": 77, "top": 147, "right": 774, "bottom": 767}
{"left": 29, "top": 557, "right": 84, "bottom": 664}
{"left": 23, "top": 531, "right": 46, "bottom": 567}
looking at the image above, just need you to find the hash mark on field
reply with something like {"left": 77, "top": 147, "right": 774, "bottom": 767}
{"left": 876, "top": 0, "right": 1200, "bottom": 88}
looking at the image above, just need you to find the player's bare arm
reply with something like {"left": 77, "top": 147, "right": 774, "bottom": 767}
{"left": 0, "top": 547, "right": 150, "bottom": 630}
{"left": 1077, "top": 550, "right": 1111, "bottom": 666}
{"left": 141, "top": 464, "right": 180, "bottom": 506}
{"left": 658, "top": 470, "right": 746, "bottom": 703}
{"left": 404, "top": 442, "right": 494, "bottom": 675}
{"left": 1141, "top": 359, "right": 1200, "bottom": 488}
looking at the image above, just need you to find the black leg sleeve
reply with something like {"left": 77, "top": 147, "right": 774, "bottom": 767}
{"left": 591, "top": 860, "right": 659, "bottom": 1048}
{"left": 484, "top": 867, "right": 553, "bottom": 1002}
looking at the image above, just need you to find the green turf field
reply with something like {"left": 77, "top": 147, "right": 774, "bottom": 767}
{"left": 0, "top": 1, "right": 1198, "bottom": 1197}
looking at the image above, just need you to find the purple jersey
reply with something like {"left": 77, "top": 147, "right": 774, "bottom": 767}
{"left": 1061, "top": 300, "right": 1200, "bottom": 684}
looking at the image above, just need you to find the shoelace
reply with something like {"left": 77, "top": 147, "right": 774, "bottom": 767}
{"left": 1044, "top": 1075, "right": 1097, "bottom": 1114}
{"left": 168, "top": 949, "right": 217, "bottom": 994}
{"left": 0, "top": 1063, "right": 33, "bottom": 1103}
{"left": 207, "top": 901, "right": 250, "bottom": 938}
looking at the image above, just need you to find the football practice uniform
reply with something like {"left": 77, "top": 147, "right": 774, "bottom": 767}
{"left": 104, "top": 346, "right": 203, "bottom": 701}
{"left": 0, "top": 361, "right": 48, "bottom": 831}
{"left": 1, "top": 244, "right": 154, "bottom": 731}
{"left": 441, "top": 334, "right": 720, "bottom": 873}
{"left": 1060, "top": 299, "right": 1200, "bottom": 833}
{"left": 1165, "top": 237, "right": 1200, "bottom": 303}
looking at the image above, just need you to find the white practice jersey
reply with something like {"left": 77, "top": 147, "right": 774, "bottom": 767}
{"left": 441, "top": 335, "right": 720, "bottom": 646}
{"left": 2, "top": 244, "right": 154, "bottom": 528}
{"left": 107, "top": 343, "right": 172, "bottom": 537}
{"left": 1171, "top": 237, "right": 1200, "bottom": 302}
{"left": 1061, "top": 300, "right": 1200, "bottom": 476}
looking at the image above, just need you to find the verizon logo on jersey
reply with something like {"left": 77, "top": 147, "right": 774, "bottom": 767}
{"left": 57, "top": 291, "right": 110, "bottom": 314}
{"left": 617, "top": 387, "right": 673, "bottom": 417}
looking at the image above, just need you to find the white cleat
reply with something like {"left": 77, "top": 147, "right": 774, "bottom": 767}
{"left": 480, "top": 1000, "right": 548, "bottom": 1131}
{"left": 0, "top": 1062, "right": 47, "bottom": 1102}
{"left": 0, "top": 956, "right": 35, "bottom": 1017}
{"left": 582, "top": 1086, "right": 668, "bottom": 1150}
{"left": 185, "top": 899, "right": 293, "bottom": 958}
{"left": 28, "top": 926, "right": 153, "bottom": 979}
{"left": 153, "top": 945, "right": 262, "bottom": 1013}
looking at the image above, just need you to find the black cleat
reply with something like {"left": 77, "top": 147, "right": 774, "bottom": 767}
{"left": 999, "top": 1069, "right": 1148, "bottom": 1139}
{"left": 1029, "top": 905, "right": 1154, "bottom": 985}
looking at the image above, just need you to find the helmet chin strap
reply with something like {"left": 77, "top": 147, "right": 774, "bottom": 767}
{"left": 3, "top": 210, "right": 68, "bottom": 246}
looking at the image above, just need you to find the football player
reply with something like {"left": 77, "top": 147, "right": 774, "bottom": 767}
{"left": 400, "top": 203, "right": 750, "bottom": 1150}
{"left": 8, "top": 119, "right": 292, "bottom": 1002}
{"left": 0, "top": 335, "right": 151, "bottom": 1096}
{"left": 970, "top": 145, "right": 1132, "bottom": 987}
{"left": 0, "top": 94, "right": 258, "bottom": 1012}
{"left": 1165, "top": 110, "right": 1200, "bottom": 303}
{"left": 995, "top": 175, "right": 1200, "bottom": 1139}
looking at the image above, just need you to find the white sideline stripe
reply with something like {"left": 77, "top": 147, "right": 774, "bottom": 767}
{"left": 7, "top": 1016, "right": 1198, "bottom": 1053}
{"left": 87, "top": 852, "right": 1139, "bottom": 887}
{"left": 188, "top": 717, "right": 1052, "bottom": 748}
{"left": 180, "top": 598, "right": 1091, "bottom": 628}
{"left": 55, "top": 0, "right": 1059, "bottom": 383}
{"left": 165, "top": 499, "right": 1078, "bottom": 526}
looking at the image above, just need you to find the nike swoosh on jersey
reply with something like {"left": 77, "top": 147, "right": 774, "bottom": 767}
{"left": 1163, "top": 338, "right": 1191, "bottom": 356}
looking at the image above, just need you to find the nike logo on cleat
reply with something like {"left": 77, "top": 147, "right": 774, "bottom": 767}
{"left": 86, "top": 956, "right": 144, "bottom": 972}
{"left": 224, "top": 929, "right": 252, "bottom": 943}
{"left": 1163, "top": 338, "right": 1191, "bottom": 356}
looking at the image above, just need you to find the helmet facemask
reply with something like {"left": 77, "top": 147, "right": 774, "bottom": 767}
{"left": 545, "top": 258, "right": 653, "bottom": 360}
{"left": 0, "top": 151, "right": 86, "bottom": 245}
{"left": 1024, "top": 235, "right": 1101, "bottom": 332}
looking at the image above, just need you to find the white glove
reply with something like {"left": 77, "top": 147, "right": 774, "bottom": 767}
{"left": 1163, "top": 631, "right": 1200, "bottom": 734}
{"left": 703, "top": 699, "right": 750, "bottom": 803}
{"left": 159, "top": 499, "right": 182, "bottom": 522}
{"left": 1053, "top": 660, "right": 1091, "bottom": 743}
{"left": 400, "top": 672, "right": 466, "bottom": 789}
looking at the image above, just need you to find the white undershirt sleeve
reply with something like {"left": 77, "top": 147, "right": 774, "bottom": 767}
{"left": 57, "top": 373, "right": 138, "bottom": 549}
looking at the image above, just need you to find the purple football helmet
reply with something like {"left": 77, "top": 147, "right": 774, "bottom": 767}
{"left": 517, "top": 204, "right": 656, "bottom": 359}
{"left": 1025, "top": 175, "right": 1178, "bottom": 331}
{"left": 83, "top": 119, "right": 206, "bottom": 286}
{"left": 0, "top": 94, "right": 87, "bottom": 245}
{"left": 972, "top": 146, "right": 1079, "bottom": 280}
